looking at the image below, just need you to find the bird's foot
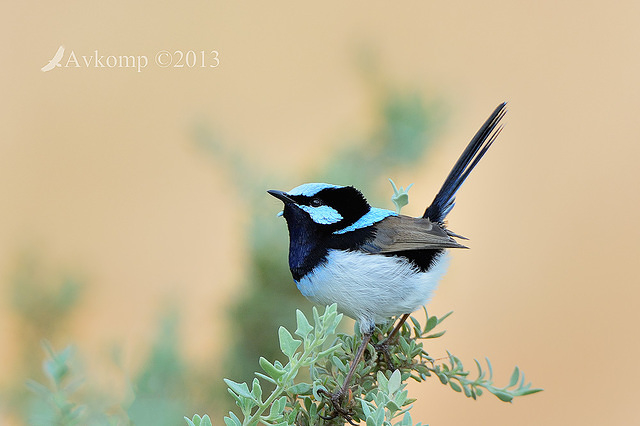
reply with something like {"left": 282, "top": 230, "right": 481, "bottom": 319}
{"left": 373, "top": 340, "right": 396, "bottom": 371}
{"left": 318, "top": 388, "right": 357, "bottom": 425}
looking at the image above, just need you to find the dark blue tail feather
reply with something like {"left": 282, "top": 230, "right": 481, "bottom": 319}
{"left": 423, "top": 102, "right": 507, "bottom": 223}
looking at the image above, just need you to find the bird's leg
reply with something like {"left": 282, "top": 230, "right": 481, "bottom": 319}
{"left": 374, "top": 313, "right": 411, "bottom": 370}
{"left": 385, "top": 313, "right": 411, "bottom": 344}
{"left": 319, "top": 330, "right": 372, "bottom": 424}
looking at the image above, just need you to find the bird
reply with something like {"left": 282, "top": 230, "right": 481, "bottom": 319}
{"left": 41, "top": 45, "right": 65, "bottom": 72}
{"left": 268, "top": 102, "right": 506, "bottom": 421}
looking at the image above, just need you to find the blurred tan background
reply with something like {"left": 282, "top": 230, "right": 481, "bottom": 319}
{"left": 2, "top": 0, "right": 640, "bottom": 425}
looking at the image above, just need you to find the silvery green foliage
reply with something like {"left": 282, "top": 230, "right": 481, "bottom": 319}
{"left": 358, "top": 370, "right": 423, "bottom": 426}
{"left": 25, "top": 342, "right": 85, "bottom": 425}
{"left": 388, "top": 179, "right": 414, "bottom": 214}
{"left": 26, "top": 342, "right": 132, "bottom": 425}
{"left": 184, "top": 414, "right": 213, "bottom": 426}
{"left": 222, "top": 304, "right": 344, "bottom": 426}
{"left": 190, "top": 305, "right": 541, "bottom": 426}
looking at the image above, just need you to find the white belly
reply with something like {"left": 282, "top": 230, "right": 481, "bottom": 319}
{"left": 296, "top": 249, "right": 450, "bottom": 332}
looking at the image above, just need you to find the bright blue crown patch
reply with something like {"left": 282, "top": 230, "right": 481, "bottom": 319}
{"left": 288, "top": 183, "right": 343, "bottom": 197}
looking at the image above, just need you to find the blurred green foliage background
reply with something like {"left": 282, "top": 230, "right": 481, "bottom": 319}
{"left": 2, "top": 64, "right": 445, "bottom": 423}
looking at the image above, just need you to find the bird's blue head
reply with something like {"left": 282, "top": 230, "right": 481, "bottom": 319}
{"left": 268, "top": 183, "right": 371, "bottom": 234}
{"left": 268, "top": 183, "right": 375, "bottom": 280}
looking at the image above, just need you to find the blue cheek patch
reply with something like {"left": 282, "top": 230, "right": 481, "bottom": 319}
{"left": 333, "top": 207, "right": 397, "bottom": 234}
{"left": 299, "top": 205, "right": 343, "bottom": 225}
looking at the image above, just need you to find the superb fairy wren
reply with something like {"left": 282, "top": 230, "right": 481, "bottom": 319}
{"left": 268, "top": 103, "right": 506, "bottom": 421}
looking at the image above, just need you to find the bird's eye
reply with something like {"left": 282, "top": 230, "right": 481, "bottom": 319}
{"left": 310, "top": 198, "right": 322, "bottom": 207}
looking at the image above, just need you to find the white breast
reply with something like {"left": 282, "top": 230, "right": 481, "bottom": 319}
{"left": 296, "top": 249, "right": 450, "bottom": 332}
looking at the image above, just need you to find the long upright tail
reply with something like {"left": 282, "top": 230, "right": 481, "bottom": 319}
{"left": 423, "top": 102, "right": 507, "bottom": 223}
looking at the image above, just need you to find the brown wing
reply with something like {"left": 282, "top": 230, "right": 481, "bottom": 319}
{"left": 360, "top": 215, "right": 468, "bottom": 254}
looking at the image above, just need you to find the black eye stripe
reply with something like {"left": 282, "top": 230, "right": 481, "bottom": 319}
{"left": 290, "top": 187, "right": 369, "bottom": 219}
{"left": 290, "top": 195, "right": 324, "bottom": 207}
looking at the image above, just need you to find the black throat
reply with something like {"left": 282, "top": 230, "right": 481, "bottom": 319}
{"left": 282, "top": 204, "right": 375, "bottom": 281}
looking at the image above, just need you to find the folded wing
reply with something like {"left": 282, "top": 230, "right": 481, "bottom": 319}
{"left": 360, "top": 215, "right": 467, "bottom": 254}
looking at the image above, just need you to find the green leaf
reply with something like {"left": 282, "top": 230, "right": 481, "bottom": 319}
{"left": 486, "top": 357, "right": 494, "bottom": 380}
{"left": 259, "top": 357, "right": 286, "bottom": 380}
{"left": 437, "top": 311, "right": 454, "bottom": 324}
{"left": 317, "top": 343, "right": 342, "bottom": 358}
{"left": 474, "top": 359, "right": 485, "bottom": 379}
{"left": 374, "top": 405, "right": 385, "bottom": 425}
{"left": 287, "top": 382, "right": 313, "bottom": 395}
{"left": 322, "top": 305, "right": 342, "bottom": 335}
{"left": 267, "top": 396, "right": 288, "bottom": 419}
{"left": 424, "top": 315, "right": 438, "bottom": 333}
{"left": 409, "top": 316, "right": 421, "bottom": 330}
{"left": 399, "top": 336, "right": 410, "bottom": 353}
{"left": 463, "top": 384, "right": 472, "bottom": 398}
{"left": 437, "top": 373, "right": 448, "bottom": 384}
{"left": 187, "top": 415, "right": 214, "bottom": 426}
{"left": 508, "top": 366, "right": 520, "bottom": 388}
{"left": 449, "top": 353, "right": 463, "bottom": 369}
{"left": 255, "top": 372, "right": 277, "bottom": 384}
{"left": 400, "top": 412, "right": 413, "bottom": 426}
{"left": 389, "top": 179, "right": 414, "bottom": 213}
{"left": 295, "top": 309, "right": 313, "bottom": 339}
{"left": 425, "top": 330, "right": 446, "bottom": 339}
{"left": 312, "top": 306, "right": 321, "bottom": 331}
{"left": 377, "top": 371, "right": 389, "bottom": 392}
{"left": 331, "top": 355, "right": 347, "bottom": 373}
{"left": 386, "top": 399, "right": 401, "bottom": 413}
{"left": 492, "top": 390, "right": 514, "bottom": 403}
{"left": 251, "top": 378, "right": 263, "bottom": 402}
{"left": 278, "top": 326, "right": 301, "bottom": 358}
{"left": 388, "top": 370, "right": 401, "bottom": 395}
{"left": 228, "top": 412, "right": 241, "bottom": 426}
{"left": 449, "top": 381, "right": 462, "bottom": 392}
{"left": 224, "top": 379, "right": 253, "bottom": 400}
{"left": 309, "top": 399, "right": 318, "bottom": 418}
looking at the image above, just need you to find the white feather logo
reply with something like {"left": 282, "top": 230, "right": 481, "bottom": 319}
{"left": 41, "top": 46, "right": 65, "bottom": 72}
